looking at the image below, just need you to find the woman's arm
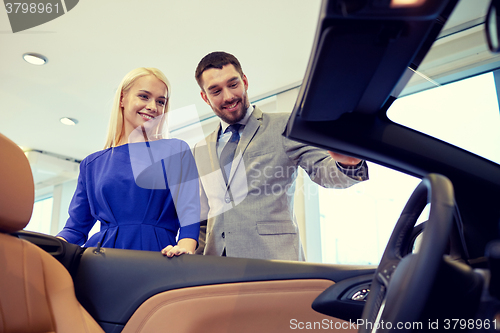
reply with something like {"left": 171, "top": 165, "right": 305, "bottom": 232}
{"left": 56, "top": 159, "right": 96, "bottom": 245}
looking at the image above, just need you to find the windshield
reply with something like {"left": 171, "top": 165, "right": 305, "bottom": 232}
{"left": 389, "top": 71, "right": 500, "bottom": 164}
{"left": 387, "top": 0, "right": 500, "bottom": 165}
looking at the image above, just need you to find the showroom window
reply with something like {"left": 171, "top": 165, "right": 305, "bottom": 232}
{"left": 318, "top": 163, "right": 421, "bottom": 265}
{"left": 318, "top": 69, "right": 500, "bottom": 265}
{"left": 388, "top": 71, "right": 500, "bottom": 164}
{"left": 25, "top": 196, "right": 53, "bottom": 234}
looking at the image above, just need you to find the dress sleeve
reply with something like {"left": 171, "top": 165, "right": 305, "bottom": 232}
{"left": 56, "top": 159, "right": 96, "bottom": 245}
{"left": 167, "top": 141, "right": 201, "bottom": 242}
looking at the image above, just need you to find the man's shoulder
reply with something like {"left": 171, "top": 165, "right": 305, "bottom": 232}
{"left": 258, "top": 111, "right": 291, "bottom": 132}
{"left": 194, "top": 127, "right": 219, "bottom": 149}
{"left": 259, "top": 111, "right": 290, "bottom": 122}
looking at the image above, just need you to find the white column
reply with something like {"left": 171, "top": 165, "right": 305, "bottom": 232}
{"left": 50, "top": 179, "right": 77, "bottom": 236}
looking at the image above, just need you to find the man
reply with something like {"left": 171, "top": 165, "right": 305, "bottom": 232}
{"left": 193, "top": 51, "right": 368, "bottom": 261}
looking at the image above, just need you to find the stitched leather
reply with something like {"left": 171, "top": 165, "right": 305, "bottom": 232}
{"left": 0, "top": 133, "right": 103, "bottom": 333}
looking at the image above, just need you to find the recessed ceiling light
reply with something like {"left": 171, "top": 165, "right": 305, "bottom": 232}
{"left": 23, "top": 53, "right": 48, "bottom": 65}
{"left": 60, "top": 117, "right": 78, "bottom": 126}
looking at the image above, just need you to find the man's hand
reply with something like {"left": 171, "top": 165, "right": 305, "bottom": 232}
{"left": 328, "top": 151, "right": 362, "bottom": 167}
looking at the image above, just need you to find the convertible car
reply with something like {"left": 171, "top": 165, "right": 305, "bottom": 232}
{"left": 2, "top": 0, "right": 500, "bottom": 332}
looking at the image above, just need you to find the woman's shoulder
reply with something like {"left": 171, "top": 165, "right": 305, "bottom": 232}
{"left": 81, "top": 147, "right": 115, "bottom": 165}
{"left": 150, "top": 138, "right": 191, "bottom": 152}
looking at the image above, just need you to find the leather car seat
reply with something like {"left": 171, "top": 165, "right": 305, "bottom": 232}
{"left": 0, "top": 133, "right": 103, "bottom": 333}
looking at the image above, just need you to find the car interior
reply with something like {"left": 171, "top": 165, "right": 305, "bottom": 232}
{"left": 2, "top": 0, "right": 500, "bottom": 332}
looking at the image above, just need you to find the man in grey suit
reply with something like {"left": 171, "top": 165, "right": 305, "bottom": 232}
{"left": 193, "top": 52, "right": 368, "bottom": 261}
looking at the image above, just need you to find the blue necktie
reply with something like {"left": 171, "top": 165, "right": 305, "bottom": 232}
{"left": 219, "top": 124, "right": 243, "bottom": 184}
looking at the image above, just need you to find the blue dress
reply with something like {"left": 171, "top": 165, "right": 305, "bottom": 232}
{"left": 57, "top": 139, "right": 200, "bottom": 251}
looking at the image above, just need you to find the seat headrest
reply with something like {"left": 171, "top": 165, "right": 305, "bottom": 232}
{"left": 0, "top": 133, "right": 34, "bottom": 233}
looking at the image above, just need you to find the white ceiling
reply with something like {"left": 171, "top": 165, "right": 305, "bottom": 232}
{"left": 0, "top": 0, "right": 322, "bottom": 160}
{"left": 0, "top": 0, "right": 491, "bottom": 162}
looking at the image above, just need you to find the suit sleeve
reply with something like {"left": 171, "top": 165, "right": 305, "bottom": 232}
{"left": 281, "top": 120, "right": 368, "bottom": 188}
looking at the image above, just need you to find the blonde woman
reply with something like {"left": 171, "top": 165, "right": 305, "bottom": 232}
{"left": 57, "top": 68, "right": 199, "bottom": 257}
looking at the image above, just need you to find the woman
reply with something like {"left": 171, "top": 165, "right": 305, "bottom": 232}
{"left": 57, "top": 68, "right": 199, "bottom": 257}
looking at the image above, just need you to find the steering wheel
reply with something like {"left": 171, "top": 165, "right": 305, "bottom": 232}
{"left": 359, "top": 173, "right": 455, "bottom": 333}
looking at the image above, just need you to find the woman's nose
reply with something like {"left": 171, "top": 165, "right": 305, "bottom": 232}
{"left": 146, "top": 99, "right": 157, "bottom": 112}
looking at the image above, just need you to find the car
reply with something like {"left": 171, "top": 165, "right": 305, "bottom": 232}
{"left": 2, "top": 0, "right": 500, "bottom": 332}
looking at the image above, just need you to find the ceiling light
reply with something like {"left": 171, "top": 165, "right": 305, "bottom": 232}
{"left": 60, "top": 117, "right": 78, "bottom": 126}
{"left": 23, "top": 53, "right": 48, "bottom": 65}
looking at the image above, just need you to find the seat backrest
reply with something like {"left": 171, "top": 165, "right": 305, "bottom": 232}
{"left": 0, "top": 133, "right": 104, "bottom": 333}
{"left": 0, "top": 133, "right": 34, "bottom": 233}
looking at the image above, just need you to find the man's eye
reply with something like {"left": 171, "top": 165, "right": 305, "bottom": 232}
{"left": 211, "top": 90, "right": 221, "bottom": 96}
{"left": 230, "top": 83, "right": 238, "bottom": 88}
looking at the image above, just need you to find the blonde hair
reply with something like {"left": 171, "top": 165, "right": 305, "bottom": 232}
{"left": 104, "top": 67, "right": 171, "bottom": 149}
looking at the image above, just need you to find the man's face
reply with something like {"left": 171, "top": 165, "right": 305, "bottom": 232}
{"left": 200, "top": 64, "right": 249, "bottom": 124}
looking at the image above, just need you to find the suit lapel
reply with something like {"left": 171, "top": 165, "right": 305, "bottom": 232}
{"left": 227, "top": 107, "right": 263, "bottom": 184}
{"left": 206, "top": 124, "right": 222, "bottom": 174}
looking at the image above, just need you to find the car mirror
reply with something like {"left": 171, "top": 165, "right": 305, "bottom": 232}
{"left": 486, "top": 0, "right": 500, "bottom": 53}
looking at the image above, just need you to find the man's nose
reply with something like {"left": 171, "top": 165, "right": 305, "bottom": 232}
{"left": 222, "top": 88, "right": 234, "bottom": 102}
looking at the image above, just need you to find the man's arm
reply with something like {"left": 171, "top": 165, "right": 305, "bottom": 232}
{"left": 283, "top": 135, "right": 368, "bottom": 188}
{"left": 195, "top": 219, "right": 207, "bottom": 255}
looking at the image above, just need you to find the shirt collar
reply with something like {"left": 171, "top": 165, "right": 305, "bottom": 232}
{"left": 220, "top": 105, "right": 254, "bottom": 133}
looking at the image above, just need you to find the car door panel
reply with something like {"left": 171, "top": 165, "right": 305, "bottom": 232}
{"left": 73, "top": 246, "right": 376, "bottom": 331}
{"left": 312, "top": 274, "right": 374, "bottom": 321}
{"left": 121, "top": 279, "right": 350, "bottom": 333}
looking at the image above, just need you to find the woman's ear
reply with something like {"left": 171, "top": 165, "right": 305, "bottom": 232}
{"left": 120, "top": 93, "right": 124, "bottom": 108}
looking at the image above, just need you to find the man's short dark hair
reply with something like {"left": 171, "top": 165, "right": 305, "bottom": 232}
{"left": 195, "top": 51, "right": 244, "bottom": 90}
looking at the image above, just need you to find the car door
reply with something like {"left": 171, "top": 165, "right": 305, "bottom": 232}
{"left": 15, "top": 230, "right": 376, "bottom": 332}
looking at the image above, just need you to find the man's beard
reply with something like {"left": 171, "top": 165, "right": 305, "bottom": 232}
{"left": 213, "top": 94, "right": 249, "bottom": 125}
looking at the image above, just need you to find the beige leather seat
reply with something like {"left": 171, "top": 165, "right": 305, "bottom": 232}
{"left": 0, "top": 133, "right": 103, "bottom": 333}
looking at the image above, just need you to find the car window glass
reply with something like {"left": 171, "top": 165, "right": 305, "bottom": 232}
{"left": 318, "top": 162, "right": 421, "bottom": 265}
{"left": 388, "top": 71, "right": 500, "bottom": 165}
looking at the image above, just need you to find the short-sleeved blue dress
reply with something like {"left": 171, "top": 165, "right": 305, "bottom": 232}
{"left": 57, "top": 139, "right": 200, "bottom": 251}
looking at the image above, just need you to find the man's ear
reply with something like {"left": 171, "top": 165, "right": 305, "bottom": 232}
{"left": 200, "top": 90, "right": 210, "bottom": 105}
{"left": 242, "top": 74, "right": 249, "bottom": 90}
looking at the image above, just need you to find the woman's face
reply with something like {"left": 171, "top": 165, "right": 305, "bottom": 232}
{"left": 121, "top": 75, "right": 168, "bottom": 141}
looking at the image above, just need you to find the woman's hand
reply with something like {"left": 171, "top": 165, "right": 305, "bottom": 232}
{"left": 161, "top": 245, "right": 191, "bottom": 257}
{"left": 161, "top": 238, "right": 197, "bottom": 257}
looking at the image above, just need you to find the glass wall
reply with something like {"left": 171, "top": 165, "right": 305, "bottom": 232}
{"left": 318, "top": 69, "right": 500, "bottom": 265}
{"left": 25, "top": 196, "right": 53, "bottom": 234}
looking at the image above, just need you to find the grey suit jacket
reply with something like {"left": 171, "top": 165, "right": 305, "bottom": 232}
{"left": 193, "top": 106, "right": 366, "bottom": 261}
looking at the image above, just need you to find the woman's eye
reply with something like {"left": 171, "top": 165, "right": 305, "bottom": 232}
{"left": 139, "top": 94, "right": 148, "bottom": 100}
{"left": 157, "top": 100, "right": 166, "bottom": 106}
